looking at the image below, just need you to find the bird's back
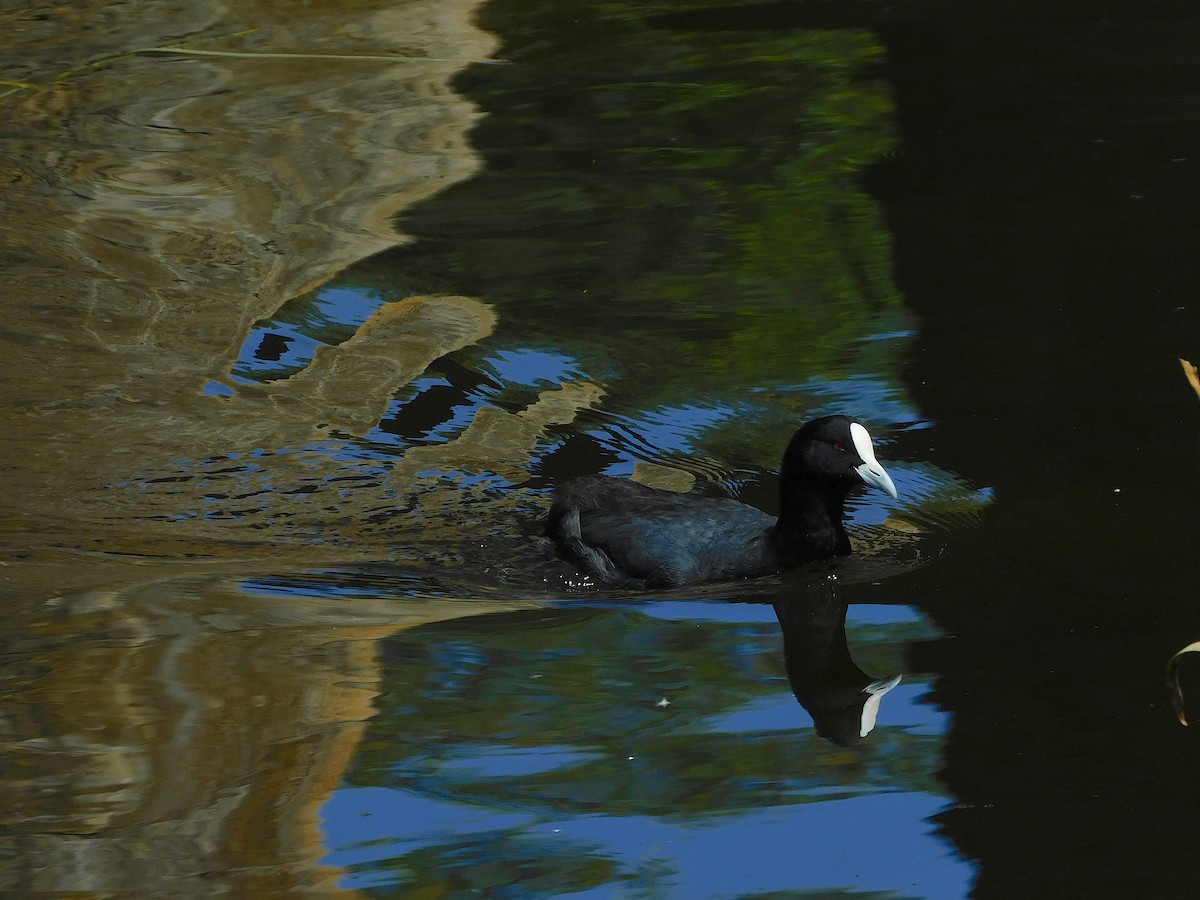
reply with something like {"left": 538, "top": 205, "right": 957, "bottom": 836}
{"left": 547, "top": 476, "right": 777, "bottom": 588}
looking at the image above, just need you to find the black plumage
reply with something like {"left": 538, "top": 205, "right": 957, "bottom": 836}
{"left": 547, "top": 415, "right": 898, "bottom": 588}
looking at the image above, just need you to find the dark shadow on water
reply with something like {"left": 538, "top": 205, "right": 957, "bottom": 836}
{"left": 848, "top": 1, "right": 1200, "bottom": 897}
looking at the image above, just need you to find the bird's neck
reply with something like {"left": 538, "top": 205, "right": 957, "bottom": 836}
{"left": 771, "top": 477, "right": 852, "bottom": 564}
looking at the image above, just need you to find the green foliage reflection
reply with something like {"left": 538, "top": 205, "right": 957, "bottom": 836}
{"left": 350, "top": 0, "right": 912, "bottom": 452}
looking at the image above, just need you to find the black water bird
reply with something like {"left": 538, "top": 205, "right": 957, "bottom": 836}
{"left": 547, "top": 415, "right": 898, "bottom": 588}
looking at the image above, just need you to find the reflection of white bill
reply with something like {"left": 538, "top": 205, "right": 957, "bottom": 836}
{"left": 860, "top": 674, "right": 904, "bottom": 738}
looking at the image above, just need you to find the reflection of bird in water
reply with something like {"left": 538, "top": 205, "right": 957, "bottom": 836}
{"left": 548, "top": 415, "right": 897, "bottom": 588}
{"left": 773, "top": 579, "right": 902, "bottom": 747}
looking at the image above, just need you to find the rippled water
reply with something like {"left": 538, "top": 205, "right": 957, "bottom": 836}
{"left": 319, "top": 596, "right": 965, "bottom": 896}
{"left": 4, "top": 0, "right": 1200, "bottom": 897}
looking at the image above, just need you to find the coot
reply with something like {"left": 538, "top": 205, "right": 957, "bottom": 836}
{"left": 547, "top": 415, "right": 897, "bottom": 588}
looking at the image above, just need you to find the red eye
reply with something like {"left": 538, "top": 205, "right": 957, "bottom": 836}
{"left": 833, "top": 442, "right": 846, "bottom": 452}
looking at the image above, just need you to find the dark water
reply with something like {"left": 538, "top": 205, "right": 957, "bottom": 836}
{"left": 863, "top": 3, "right": 1200, "bottom": 895}
{"left": 5, "top": 0, "right": 1200, "bottom": 896}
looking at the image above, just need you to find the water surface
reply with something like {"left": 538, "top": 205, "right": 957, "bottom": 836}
{"left": 3, "top": 0, "right": 1199, "bottom": 897}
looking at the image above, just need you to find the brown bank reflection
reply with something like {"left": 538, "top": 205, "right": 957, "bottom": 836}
{"left": 0, "top": 2, "right": 602, "bottom": 893}
{"left": 0, "top": 582, "right": 533, "bottom": 894}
